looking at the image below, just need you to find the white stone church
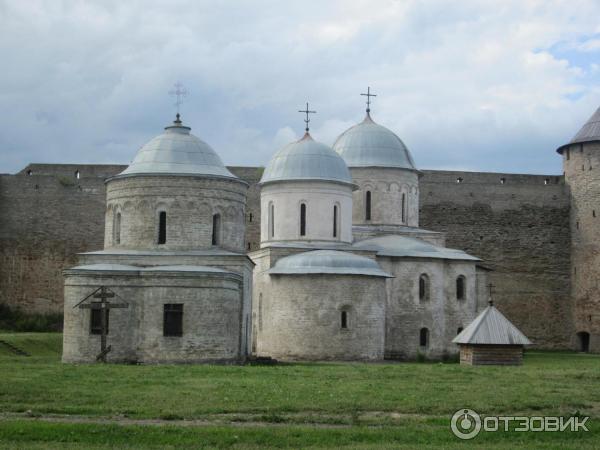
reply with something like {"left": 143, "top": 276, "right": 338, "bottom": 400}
{"left": 62, "top": 102, "right": 490, "bottom": 364}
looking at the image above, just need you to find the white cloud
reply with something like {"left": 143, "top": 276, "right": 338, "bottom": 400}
{"left": 0, "top": 0, "right": 599, "bottom": 174}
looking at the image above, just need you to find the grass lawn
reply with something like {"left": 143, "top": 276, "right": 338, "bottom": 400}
{"left": 0, "top": 332, "right": 598, "bottom": 448}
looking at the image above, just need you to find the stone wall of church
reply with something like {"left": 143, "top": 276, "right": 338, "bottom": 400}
{"left": 377, "top": 257, "right": 479, "bottom": 360}
{"left": 105, "top": 175, "right": 247, "bottom": 252}
{"left": 62, "top": 269, "right": 245, "bottom": 363}
{"left": 350, "top": 167, "right": 419, "bottom": 227}
{"left": 251, "top": 253, "right": 386, "bottom": 361}
{"left": 419, "top": 170, "right": 572, "bottom": 350}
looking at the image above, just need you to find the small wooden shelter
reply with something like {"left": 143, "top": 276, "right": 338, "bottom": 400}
{"left": 453, "top": 301, "right": 531, "bottom": 365}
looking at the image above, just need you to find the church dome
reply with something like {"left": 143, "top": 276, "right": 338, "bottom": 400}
{"left": 268, "top": 250, "right": 392, "bottom": 277}
{"left": 116, "top": 115, "right": 237, "bottom": 179}
{"left": 260, "top": 133, "right": 354, "bottom": 186}
{"left": 333, "top": 113, "right": 417, "bottom": 170}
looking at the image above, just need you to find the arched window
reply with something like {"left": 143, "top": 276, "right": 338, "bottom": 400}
{"left": 157, "top": 211, "right": 167, "bottom": 245}
{"left": 418, "top": 274, "right": 430, "bottom": 302}
{"left": 333, "top": 205, "right": 339, "bottom": 238}
{"left": 456, "top": 275, "right": 466, "bottom": 300}
{"left": 419, "top": 328, "right": 429, "bottom": 347}
{"left": 401, "top": 193, "right": 406, "bottom": 223}
{"left": 75, "top": 170, "right": 80, "bottom": 179}
{"left": 341, "top": 310, "right": 348, "bottom": 329}
{"left": 300, "top": 203, "right": 306, "bottom": 236}
{"left": 365, "top": 191, "right": 371, "bottom": 220}
{"left": 114, "top": 212, "right": 121, "bottom": 245}
{"left": 577, "top": 331, "right": 590, "bottom": 352}
{"left": 268, "top": 202, "right": 274, "bottom": 238}
{"left": 212, "top": 213, "right": 221, "bottom": 245}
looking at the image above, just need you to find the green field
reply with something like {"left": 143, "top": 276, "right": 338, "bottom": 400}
{"left": 0, "top": 333, "right": 598, "bottom": 448}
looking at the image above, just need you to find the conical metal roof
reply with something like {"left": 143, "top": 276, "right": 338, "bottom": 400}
{"left": 557, "top": 105, "right": 600, "bottom": 153}
{"left": 260, "top": 133, "right": 354, "bottom": 186}
{"left": 453, "top": 303, "right": 531, "bottom": 345}
{"left": 333, "top": 113, "right": 417, "bottom": 170}
{"left": 115, "top": 116, "right": 237, "bottom": 179}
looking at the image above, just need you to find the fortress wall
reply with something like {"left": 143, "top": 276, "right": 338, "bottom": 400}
{"left": 419, "top": 170, "right": 572, "bottom": 349}
{"left": 0, "top": 164, "right": 574, "bottom": 350}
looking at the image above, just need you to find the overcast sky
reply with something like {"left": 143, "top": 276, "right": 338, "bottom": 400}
{"left": 1, "top": 0, "right": 599, "bottom": 175}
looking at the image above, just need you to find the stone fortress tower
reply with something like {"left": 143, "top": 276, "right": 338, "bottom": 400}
{"left": 62, "top": 115, "right": 253, "bottom": 363}
{"left": 558, "top": 106, "right": 600, "bottom": 353}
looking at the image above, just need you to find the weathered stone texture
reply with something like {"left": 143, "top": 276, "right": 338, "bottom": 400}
{"left": 419, "top": 171, "right": 572, "bottom": 349}
{"left": 562, "top": 142, "right": 600, "bottom": 352}
{"left": 252, "top": 250, "right": 386, "bottom": 361}
{"left": 62, "top": 270, "right": 245, "bottom": 363}
{"left": 105, "top": 175, "right": 247, "bottom": 252}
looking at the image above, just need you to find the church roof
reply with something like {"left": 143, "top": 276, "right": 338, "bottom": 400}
{"left": 557, "top": 105, "right": 600, "bottom": 153}
{"left": 65, "top": 264, "right": 240, "bottom": 278}
{"left": 268, "top": 250, "right": 392, "bottom": 277}
{"left": 453, "top": 303, "right": 531, "bottom": 346}
{"left": 352, "top": 235, "right": 480, "bottom": 261}
{"left": 260, "top": 133, "right": 355, "bottom": 187}
{"left": 114, "top": 116, "right": 238, "bottom": 180}
{"left": 333, "top": 113, "right": 417, "bottom": 170}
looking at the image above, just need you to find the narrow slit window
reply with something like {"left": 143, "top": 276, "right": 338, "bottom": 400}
{"left": 158, "top": 211, "right": 167, "bottom": 245}
{"left": 419, "top": 328, "right": 429, "bottom": 347}
{"left": 365, "top": 191, "right": 371, "bottom": 220}
{"left": 300, "top": 203, "right": 306, "bottom": 236}
{"left": 456, "top": 275, "right": 465, "bottom": 300}
{"left": 75, "top": 170, "right": 80, "bottom": 179}
{"left": 341, "top": 311, "right": 348, "bottom": 329}
{"left": 114, "top": 212, "right": 121, "bottom": 245}
{"left": 418, "top": 274, "right": 429, "bottom": 301}
{"left": 269, "top": 203, "right": 275, "bottom": 238}
{"left": 401, "top": 193, "right": 406, "bottom": 223}
{"left": 163, "top": 304, "right": 183, "bottom": 337}
{"left": 212, "top": 214, "right": 221, "bottom": 245}
{"left": 333, "top": 205, "right": 338, "bottom": 238}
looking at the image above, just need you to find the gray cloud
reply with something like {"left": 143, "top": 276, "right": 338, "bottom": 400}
{"left": 1, "top": 0, "right": 599, "bottom": 175}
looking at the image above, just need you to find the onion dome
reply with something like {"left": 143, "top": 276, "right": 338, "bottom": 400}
{"left": 557, "top": 105, "right": 600, "bottom": 153}
{"left": 260, "top": 133, "right": 354, "bottom": 187}
{"left": 333, "top": 112, "right": 417, "bottom": 170}
{"left": 116, "top": 115, "right": 237, "bottom": 179}
{"left": 268, "top": 250, "right": 392, "bottom": 277}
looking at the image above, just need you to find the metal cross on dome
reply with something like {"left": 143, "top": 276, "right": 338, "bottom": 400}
{"left": 488, "top": 283, "right": 496, "bottom": 306}
{"left": 361, "top": 86, "right": 377, "bottom": 113}
{"left": 298, "top": 102, "right": 316, "bottom": 133}
{"left": 169, "top": 82, "right": 188, "bottom": 116}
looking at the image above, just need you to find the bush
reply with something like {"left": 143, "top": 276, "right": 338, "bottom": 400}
{"left": 0, "top": 304, "right": 63, "bottom": 332}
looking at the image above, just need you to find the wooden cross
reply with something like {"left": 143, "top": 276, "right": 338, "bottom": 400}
{"left": 298, "top": 102, "right": 316, "bottom": 133}
{"left": 76, "top": 287, "right": 128, "bottom": 362}
{"left": 361, "top": 86, "right": 377, "bottom": 113}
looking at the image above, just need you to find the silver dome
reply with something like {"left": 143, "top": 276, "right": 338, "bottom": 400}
{"left": 117, "top": 117, "right": 237, "bottom": 179}
{"left": 268, "top": 250, "right": 392, "bottom": 277}
{"left": 260, "top": 133, "right": 354, "bottom": 186}
{"left": 333, "top": 113, "right": 417, "bottom": 170}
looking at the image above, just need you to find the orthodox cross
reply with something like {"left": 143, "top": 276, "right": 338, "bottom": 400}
{"left": 298, "top": 102, "right": 316, "bottom": 133}
{"left": 360, "top": 86, "right": 377, "bottom": 113}
{"left": 75, "top": 286, "right": 129, "bottom": 362}
{"left": 169, "top": 82, "right": 188, "bottom": 117}
{"left": 488, "top": 283, "right": 496, "bottom": 306}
